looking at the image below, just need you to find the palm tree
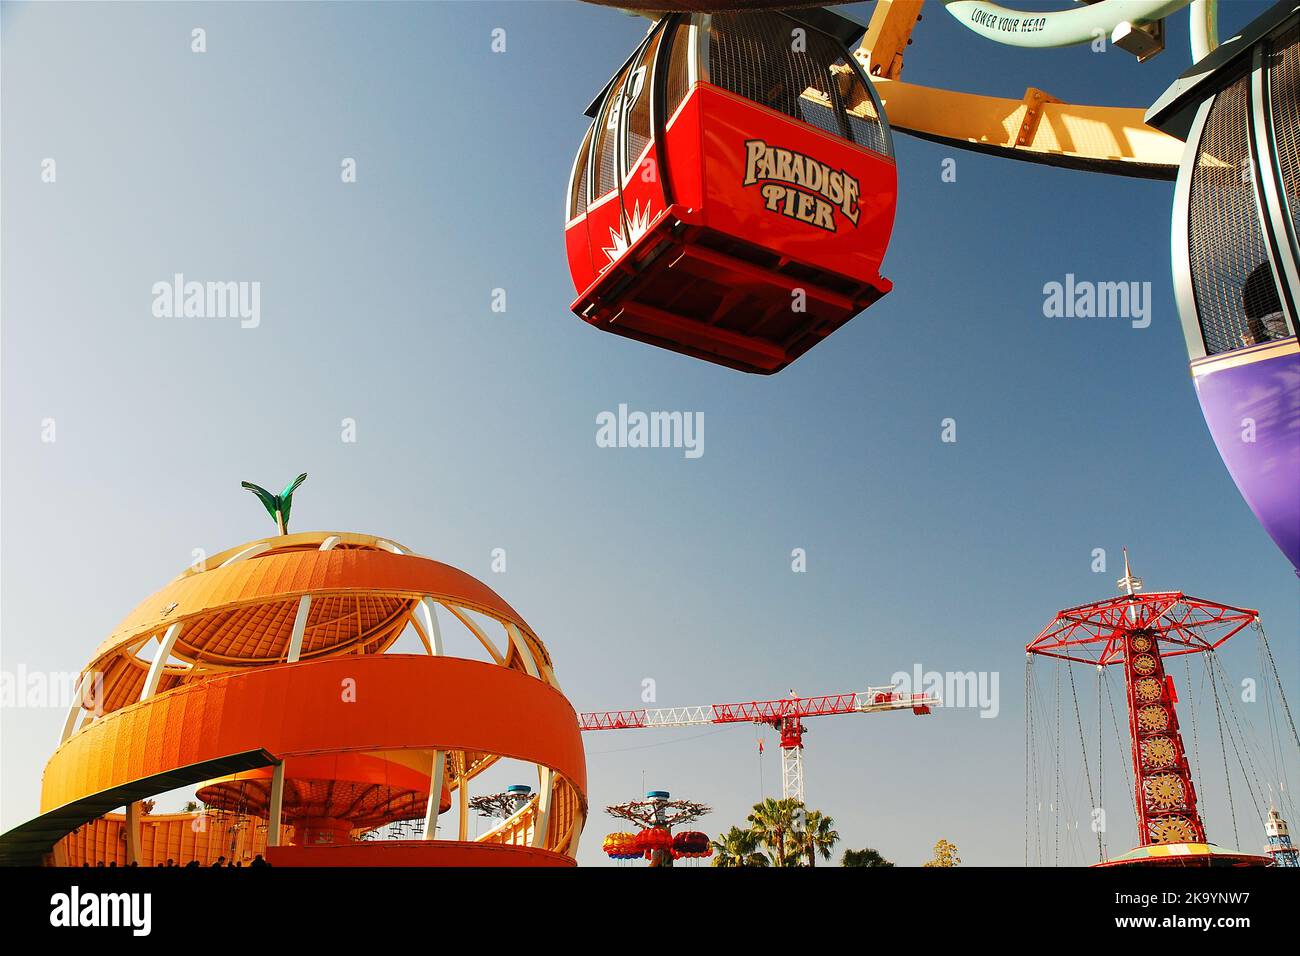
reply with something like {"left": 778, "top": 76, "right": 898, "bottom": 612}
{"left": 241, "top": 473, "right": 308, "bottom": 535}
{"left": 710, "top": 826, "right": 768, "bottom": 867}
{"left": 842, "top": 847, "right": 893, "bottom": 867}
{"left": 747, "top": 797, "right": 803, "bottom": 867}
{"left": 793, "top": 810, "right": 839, "bottom": 867}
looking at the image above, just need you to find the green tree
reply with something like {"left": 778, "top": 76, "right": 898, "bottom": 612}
{"left": 790, "top": 810, "right": 839, "bottom": 867}
{"left": 710, "top": 826, "right": 769, "bottom": 867}
{"left": 922, "top": 838, "right": 960, "bottom": 867}
{"left": 841, "top": 847, "right": 894, "bottom": 867}
{"left": 747, "top": 797, "right": 803, "bottom": 867}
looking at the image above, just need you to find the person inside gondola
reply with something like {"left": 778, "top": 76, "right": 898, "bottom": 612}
{"left": 1241, "top": 262, "right": 1289, "bottom": 346}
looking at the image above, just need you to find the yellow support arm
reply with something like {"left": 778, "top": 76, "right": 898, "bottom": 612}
{"left": 872, "top": 78, "right": 1183, "bottom": 179}
{"left": 857, "top": 0, "right": 1184, "bottom": 178}
{"left": 861, "top": 0, "right": 926, "bottom": 79}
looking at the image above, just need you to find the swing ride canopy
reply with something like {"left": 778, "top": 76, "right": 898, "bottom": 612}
{"left": 1025, "top": 592, "right": 1258, "bottom": 665}
{"left": 1094, "top": 842, "right": 1280, "bottom": 867}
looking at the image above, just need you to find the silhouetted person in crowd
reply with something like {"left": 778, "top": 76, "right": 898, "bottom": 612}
{"left": 249, "top": 853, "right": 271, "bottom": 869}
{"left": 211, "top": 855, "right": 226, "bottom": 867}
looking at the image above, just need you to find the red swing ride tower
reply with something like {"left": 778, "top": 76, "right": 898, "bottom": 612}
{"left": 1026, "top": 550, "right": 1275, "bottom": 866}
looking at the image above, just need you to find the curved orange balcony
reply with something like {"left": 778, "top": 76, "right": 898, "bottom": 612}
{"left": 5, "top": 655, "right": 584, "bottom": 865}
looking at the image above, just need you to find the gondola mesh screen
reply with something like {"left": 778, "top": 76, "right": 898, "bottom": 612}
{"left": 571, "top": 125, "right": 592, "bottom": 218}
{"left": 1187, "top": 75, "right": 1279, "bottom": 354}
{"left": 593, "top": 64, "right": 630, "bottom": 199}
{"left": 707, "top": 12, "right": 890, "bottom": 157}
{"left": 666, "top": 22, "right": 693, "bottom": 122}
{"left": 1270, "top": 26, "right": 1299, "bottom": 255}
{"left": 625, "top": 29, "right": 663, "bottom": 175}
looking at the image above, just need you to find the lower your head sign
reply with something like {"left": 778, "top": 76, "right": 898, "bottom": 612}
{"left": 742, "top": 139, "right": 861, "bottom": 233}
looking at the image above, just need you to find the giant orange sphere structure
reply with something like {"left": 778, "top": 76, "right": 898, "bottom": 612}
{"left": 0, "top": 529, "right": 586, "bottom": 866}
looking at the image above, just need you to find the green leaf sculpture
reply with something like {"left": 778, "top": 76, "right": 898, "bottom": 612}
{"left": 241, "top": 473, "right": 308, "bottom": 535}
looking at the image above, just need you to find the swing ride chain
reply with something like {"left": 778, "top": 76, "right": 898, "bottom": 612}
{"left": 1065, "top": 657, "right": 1102, "bottom": 862}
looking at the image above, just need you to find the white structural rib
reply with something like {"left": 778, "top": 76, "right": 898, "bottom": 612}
{"left": 423, "top": 751, "right": 447, "bottom": 840}
{"left": 285, "top": 595, "right": 312, "bottom": 663}
{"left": 414, "top": 597, "right": 445, "bottom": 656}
{"left": 140, "top": 622, "right": 184, "bottom": 701}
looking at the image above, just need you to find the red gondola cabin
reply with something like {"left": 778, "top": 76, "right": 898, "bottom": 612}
{"left": 566, "top": 9, "right": 897, "bottom": 374}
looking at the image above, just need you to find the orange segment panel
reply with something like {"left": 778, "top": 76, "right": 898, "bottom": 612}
{"left": 87, "top": 549, "right": 537, "bottom": 667}
{"left": 41, "top": 655, "right": 587, "bottom": 816}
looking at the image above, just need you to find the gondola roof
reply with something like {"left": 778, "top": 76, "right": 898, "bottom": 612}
{"left": 582, "top": 6, "right": 869, "bottom": 118}
{"left": 1146, "top": 0, "right": 1298, "bottom": 140}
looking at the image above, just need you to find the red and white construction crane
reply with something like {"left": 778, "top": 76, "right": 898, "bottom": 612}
{"left": 580, "top": 685, "right": 939, "bottom": 803}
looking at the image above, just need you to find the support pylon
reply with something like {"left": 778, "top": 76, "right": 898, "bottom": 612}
{"left": 779, "top": 716, "right": 806, "bottom": 802}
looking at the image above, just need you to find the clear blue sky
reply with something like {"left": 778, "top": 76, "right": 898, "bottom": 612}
{"left": 2, "top": 1, "right": 1295, "bottom": 866}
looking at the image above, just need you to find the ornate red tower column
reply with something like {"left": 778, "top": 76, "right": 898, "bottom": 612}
{"left": 1122, "top": 626, "right": 1204, "bottom": 845}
